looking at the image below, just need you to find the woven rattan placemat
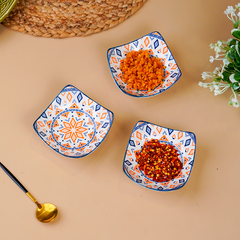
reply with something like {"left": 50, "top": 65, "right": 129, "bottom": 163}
{"left": 1, "top": 0, "right": 147, "bottom": 38}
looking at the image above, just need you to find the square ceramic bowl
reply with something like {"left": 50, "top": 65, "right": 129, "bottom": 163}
{"left": 107, "top": 31, "right": 182, "bottom": 97}
{"left": 33, "top": 85, "right": 114, "bottom": 158}
{"left": 123, "top": 121, "right": 196, "bottom": 191}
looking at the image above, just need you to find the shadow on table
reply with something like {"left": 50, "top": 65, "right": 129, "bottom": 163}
{"left": 29, "top": 132, "right": 94, "bottom": 176}
{"left": 0, "top": 24, "right": 14, "bottom": 44}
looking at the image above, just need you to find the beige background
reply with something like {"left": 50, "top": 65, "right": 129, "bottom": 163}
{"left": 0, "top": 0, "right": 240, "bottom": 239}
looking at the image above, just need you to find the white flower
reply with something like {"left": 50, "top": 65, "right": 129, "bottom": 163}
{"left": 201, "top": 72, "right": 209, "bottom": 80}
{"left": 209, "top": 56, "right": 215, "bottom": 63}
{"left": 214, "top": 89, "right": 222, "bottom": 95}
{"left": 223, "top": 58, "right": 230, "bottom": 65}
{"left": 235, "top": 3, "right": 240, "bottom": 8}
{"left": 198, "top": 82, "right": 210, "bottom": 88}
{"left": 213, "top": 67, "right": 220, "bottom": 74}
{"left": 232, "top": 97, "right": 239, "bottom": 103}
{"left": 218, "top": 72, "right": 223, "bottom": 78}
{"left": 199, "top": 5, "right": 240, "bottom": 108}
{"left": 229, "top": 92, "right": 240, "bottom": 107}
{"left": 214, "top": 46, "right": 222, "bottom": 53}
{"left": 232, "top": 98, "right": 240, "bottom": 107}
{"left": 233, "top": 102, "right": 240, "bottom": 107}
{"left": 198, "top": 82, "right": 209, "bottom": 88}
{"left": 217, "top": 41, "right": 222, "bottom": 47}
{"left": 209, "top": 43, "right": 215, "bottom": 49}
{"left": 224, "top": 6, "right": 236, "bottom": 15}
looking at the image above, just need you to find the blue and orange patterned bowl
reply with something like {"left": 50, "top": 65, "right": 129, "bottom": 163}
{"left": 33, "top": 85, "right": 114, "bottom": 158}
{"left": 107, "top": 31, "right": 182, "bottom": 97}
{"left": 123, "top": 121, "right": 196, "bottom": 191}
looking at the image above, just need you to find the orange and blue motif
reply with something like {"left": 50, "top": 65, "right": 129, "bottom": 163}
{"left": 123, "top": 121, "right": 196, "bottom": 191}
{"left": 107, "top": 31, "right": 182, "bottom": 97}
{"left": 33, "top": 85, "right": 114, "bottom": 158}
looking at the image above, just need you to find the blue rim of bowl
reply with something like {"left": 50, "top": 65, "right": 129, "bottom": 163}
{"left": 122, "top": 120, "right": 196, "bottom": 191}
{"left": 107, "top": 31, "right": 182, "bottom": 98}
{"left": 33, "top": 84, "right": 114, "bottom": 158}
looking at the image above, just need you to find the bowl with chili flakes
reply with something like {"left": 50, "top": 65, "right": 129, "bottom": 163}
{"left": 123, "top": 121, "right": 196, "bottom": 191}
{"left": 33, "top": 84, "right": 114, "bottom": 158}
{"left": 107, "top": 31, "right": 182, "bottom": 97}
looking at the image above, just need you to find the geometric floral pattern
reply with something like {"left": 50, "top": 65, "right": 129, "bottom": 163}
{"left": 107, "top": 31, "right": 182, "bottom": 97}
{"left": 123, "top": 121, "right": 196, "bottom": 191}
{"left": 33, "top": 85, "right": 114, "bottom": 158}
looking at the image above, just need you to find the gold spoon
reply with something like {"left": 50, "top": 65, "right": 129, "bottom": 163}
{"left": 0, "top": 162, "right": 58, "bottom": 223}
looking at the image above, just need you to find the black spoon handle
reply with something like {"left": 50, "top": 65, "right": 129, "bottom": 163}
{"left": 0, "top": 162, "right": 28, "bottom": 193}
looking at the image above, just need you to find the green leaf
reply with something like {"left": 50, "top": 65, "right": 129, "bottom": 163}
{"left": 214, "top": 77, "right": 222, "bottom": 82}
{"left": 222, "top": 71, "right": 231, "bottom": 83}
{"left": 234, "top": 61, "right": 240, "bottom": 69}
{"left": 236, "top": 41, "right": 240, "bottom": 57}
{"left": 225, "top": 63, "right": 235, "bottom": 72}
{"left": 232, "top": 82, "right": 240, "bottom": 90}
{"left": 237, "top": 40, "right": 240, "bottom": 54}
{"left": 228, "top": 53, "right": 235, "bottom": 60}
{"left": 234, "top": 66, "right": 240, "bottom": 75}
{"left": 228, "top": 63, "right": 234, "bottom": 69}
{"left": 232, "top": 29, "right": 240, "bottom": 40}
{"left": 234, "top": 73, "right": 240, "bottom": 82}
{"left": 235, "top": 51, "right": 240, "bottom": 63}
{"left": 228, "top": 47, "right": 236, "bottom": 60}
{"left": 229, "top": 39, "right": 237, "bottom": 47}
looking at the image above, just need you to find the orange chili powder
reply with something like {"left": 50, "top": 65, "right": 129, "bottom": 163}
{"left": 119, "top": 49, "right": 165, "bottom": 91}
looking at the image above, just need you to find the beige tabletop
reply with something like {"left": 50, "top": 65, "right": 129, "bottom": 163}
{"left": 1, "top": 0, "right": 240, "bottom": 239}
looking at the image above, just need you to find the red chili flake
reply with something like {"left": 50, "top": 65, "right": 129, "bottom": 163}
{"left": 135, "top": 139, "right": 183, "bottom": 182}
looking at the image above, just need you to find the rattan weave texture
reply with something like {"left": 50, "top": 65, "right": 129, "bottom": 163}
{"left": 1, "top": 0, "right": 147, "bottom": 38}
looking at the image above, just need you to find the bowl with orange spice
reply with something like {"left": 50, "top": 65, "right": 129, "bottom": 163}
{"left": 123, "top": 121, "right": 196, "bottom": 191}
{"left": 107, "top": 31, "right": 182, "bottom": 97}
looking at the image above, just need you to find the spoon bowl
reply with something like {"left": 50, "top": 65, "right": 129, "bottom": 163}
{"left": 36, "top": 203, "right": 58, "bottom": 223}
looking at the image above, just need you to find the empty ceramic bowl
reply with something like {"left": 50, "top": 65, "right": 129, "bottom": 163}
{"left": 107, "top": 31, "right": 182, "bottom": 97}
{"left": 123, "top": 121, "right": 196, "bottom": 191}
{"left": 33, "top": 84, "right": 114, "bottom": 158}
